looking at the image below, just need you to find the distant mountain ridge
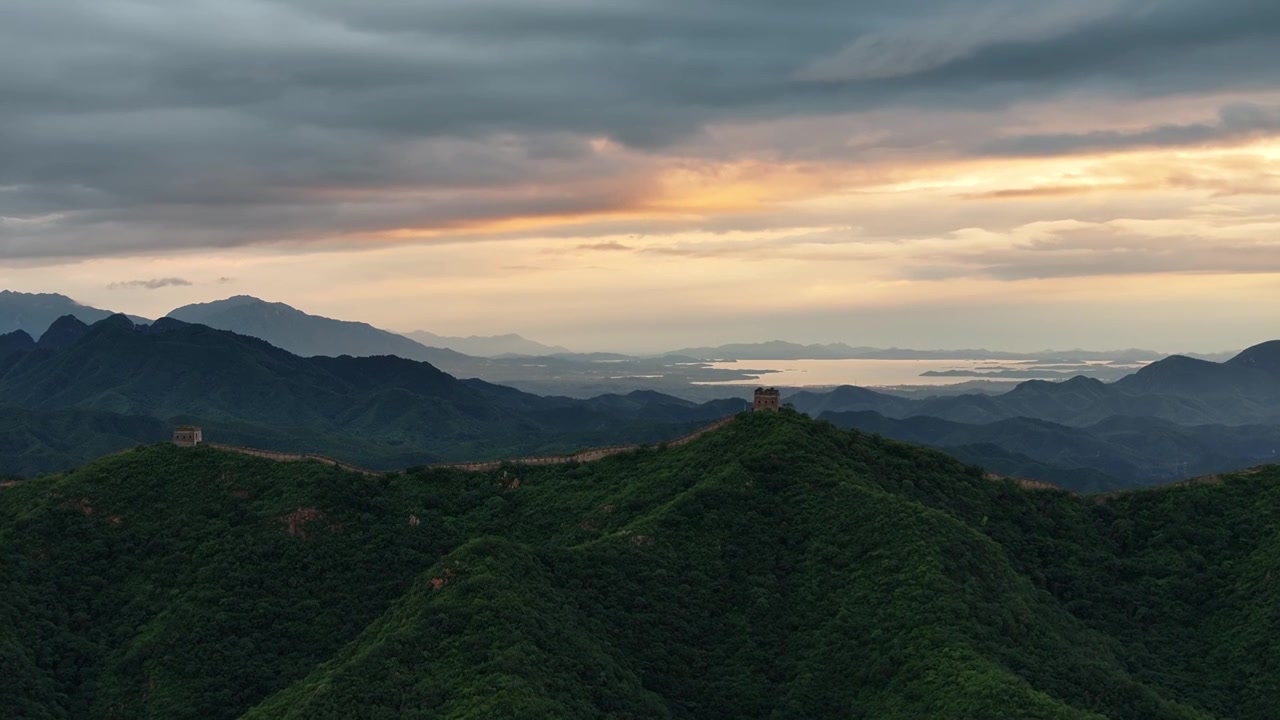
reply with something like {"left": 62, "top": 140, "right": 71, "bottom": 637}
{"left": 789, "top": 343, "right": 1280, "bottom": 427}
{"left": 820, "top": 409, "right": 1280, "bottom": 491}
{"left": 665, "top": 339, "right": 1180, "bottom": 362}
{"left": 167, "top": 296, "right": 481, "bottom": 373}
{"left": 0, "top": 290, "right": 149, "bottom": 337}
{"left": 0, "top": 313, "right": 744, "bottom": 475}
{"left": 402, "top": 329, "right": 570, "bottom": 357}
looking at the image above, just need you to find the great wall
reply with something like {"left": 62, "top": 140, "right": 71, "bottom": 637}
{"left": 26, "top": 387, "right": 1265, "bottom": 498}
{"left": 190, "top": 409, "right": 1074, "bottom": 494}
{"left": 203, "top": 414, "right": 741, "bottom": 476}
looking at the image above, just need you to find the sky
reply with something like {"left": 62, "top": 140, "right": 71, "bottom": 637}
{"left": 2, "top": 0, "right": 1279, "bottom": 354}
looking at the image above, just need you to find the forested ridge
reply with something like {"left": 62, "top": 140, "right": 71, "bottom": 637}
{"left": 2, "top": 411, "right": 1277, "bottom": 719}
{"left": 0, "top": 314, "right": 742, "bottom": 476}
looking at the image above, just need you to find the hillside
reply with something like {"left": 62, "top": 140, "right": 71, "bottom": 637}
{"left": 0, "top": 316, "right": 743, "bottom": 475}
{"left": 3, "top": 412, "right": 1278, "bottom": 718}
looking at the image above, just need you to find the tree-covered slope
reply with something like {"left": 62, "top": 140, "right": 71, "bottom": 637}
{"left": 0, "top": 406, "right": 169, "bottom": 477}
{"left": 3, "top": 412, "right": 1277, "bottom": 718}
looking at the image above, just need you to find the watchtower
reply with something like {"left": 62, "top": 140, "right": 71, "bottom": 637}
{"left": 173, "top": 426, "right": 204, "bottom": 447}
{"left": 753, "top": 387, "right": 781, "bottom": 412}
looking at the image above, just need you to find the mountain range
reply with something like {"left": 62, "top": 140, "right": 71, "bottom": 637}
{"left": 0, "top": 292, "right": 565, "bottom": 366}
{"left": 0, "top": 313, "right": 743, "bottom": 476}
{"left": 790, "top": 342, "right": 1280, "bottom": 427}
{"left": 4, "top": 411, "right": 1277, "bottom": 718}
{"left": 167, "top": 296, "right": 479, "bottom": 370}
{"left": 820, "top": 410, "right": 1280, "bottom": 492}
{"left": 4, "top": 288, "right": 1280, "bottom": 491}
{"left": 0, "top": 290, "right": 149, "bottom": 337}
{"left": 402, "top": 329, "right": 570, "bottom": 357}
{"left": 4, "top": 290, "right": 1238, "bottom": 366}
{"left": 663, "top": 339, "right": 1235, "bottom": 362}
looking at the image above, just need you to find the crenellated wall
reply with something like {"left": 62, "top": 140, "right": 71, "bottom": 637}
{"left": 204, "top": 414, "right": 741, "bottom": 476}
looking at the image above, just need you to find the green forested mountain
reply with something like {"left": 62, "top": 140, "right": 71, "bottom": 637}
{"left": 0, "top": 316, "right": 743, "bottom": 475}
{"left": 3, "top": 411, "right": 1277, "bottom": 719}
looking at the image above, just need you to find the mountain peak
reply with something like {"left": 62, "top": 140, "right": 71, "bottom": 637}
{"left": 146, "top": 317, "right": 190, "bottom": 334}
{"left": 1005, "top": 375, "right": 1108, "bottom": 399}
{"left": 0, "top": 329, "right": 35, "bottom": 357}
{"left": 1227, "top": 340, "right": 1280, "bottom": 375}
{"left": 37, "top": 314, "right": 91, "bottom": 349}
{"left": 94, "top": 313, "right": 137, "bottom": 330}
{"left": 168, "top": 295, "right": 275, "bottom": 320}
{"left": 166, "top": 296, "right": 474, "bottom": 368}
{"left": 0, "top": 290, "right": 148, "bottom": 338}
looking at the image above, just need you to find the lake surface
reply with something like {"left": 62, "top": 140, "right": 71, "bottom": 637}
{"left": 694, "top": 359, "right": 1139, "bottom": 388}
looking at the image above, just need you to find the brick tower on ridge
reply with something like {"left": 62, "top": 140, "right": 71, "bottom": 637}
{"left": 753, "top": 387, "right": 781, "bottom": 412}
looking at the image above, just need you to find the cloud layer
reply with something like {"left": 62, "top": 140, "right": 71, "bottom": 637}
{"left": 3, "top": 1, "right": 1280, "bottom": 353}
{"left": 3, "top": 0, "right": 1280, "bottom": 260}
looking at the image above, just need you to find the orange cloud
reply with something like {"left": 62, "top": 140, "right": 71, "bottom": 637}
{"left": 321, "top": 132, "right": 1280, "bottom": 252}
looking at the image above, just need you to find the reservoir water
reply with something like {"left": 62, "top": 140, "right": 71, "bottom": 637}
{"left": 694, "top": 358, "right": 1139, "bottom": 388}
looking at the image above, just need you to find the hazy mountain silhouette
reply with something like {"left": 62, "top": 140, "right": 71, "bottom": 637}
{"left": 821, "top": 409, "right": 1280, "bottom": 491}
{"left": 403, "top": 329, "right": 570, "bottom": 357}
{"left": 0, "top": 290, "right": 148, "bottom": 337}
{"left": 666, "top": 339, "right": 1167, "bottom": 362}
{"left": 167, "top": 296, "right": 482, "bottom": 373}
{"left": 792, "top": 341, "right": 1280, "bottom": 426}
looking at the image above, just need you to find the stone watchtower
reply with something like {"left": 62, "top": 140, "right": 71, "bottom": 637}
{"left": 173, "top": 426, "right": 204, "bottom": 447}
{"left": 753, "top": 387, "right": 781, "bottom": 412}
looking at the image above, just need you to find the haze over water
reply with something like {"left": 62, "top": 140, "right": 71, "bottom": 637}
{"left": 697, "top": 358, "right": 1142, "bottom": 388}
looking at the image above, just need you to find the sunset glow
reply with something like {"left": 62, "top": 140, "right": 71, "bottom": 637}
{"left": 1, "top": 0, "right": 1278, "bottom": 352}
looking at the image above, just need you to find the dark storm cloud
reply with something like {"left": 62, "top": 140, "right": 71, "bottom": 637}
{"left": 107, "top": 277, "right": 193, "bottom": 290}
{"left": 985, "top": 103, "right": 1280, "bottom": 156}
{"left": 2, "top": 0, "right": 1280, "bottom": 259}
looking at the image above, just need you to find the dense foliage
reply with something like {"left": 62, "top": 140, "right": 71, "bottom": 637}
{"left": 3, "top": 411, "right": 1277, "bottom": 718}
